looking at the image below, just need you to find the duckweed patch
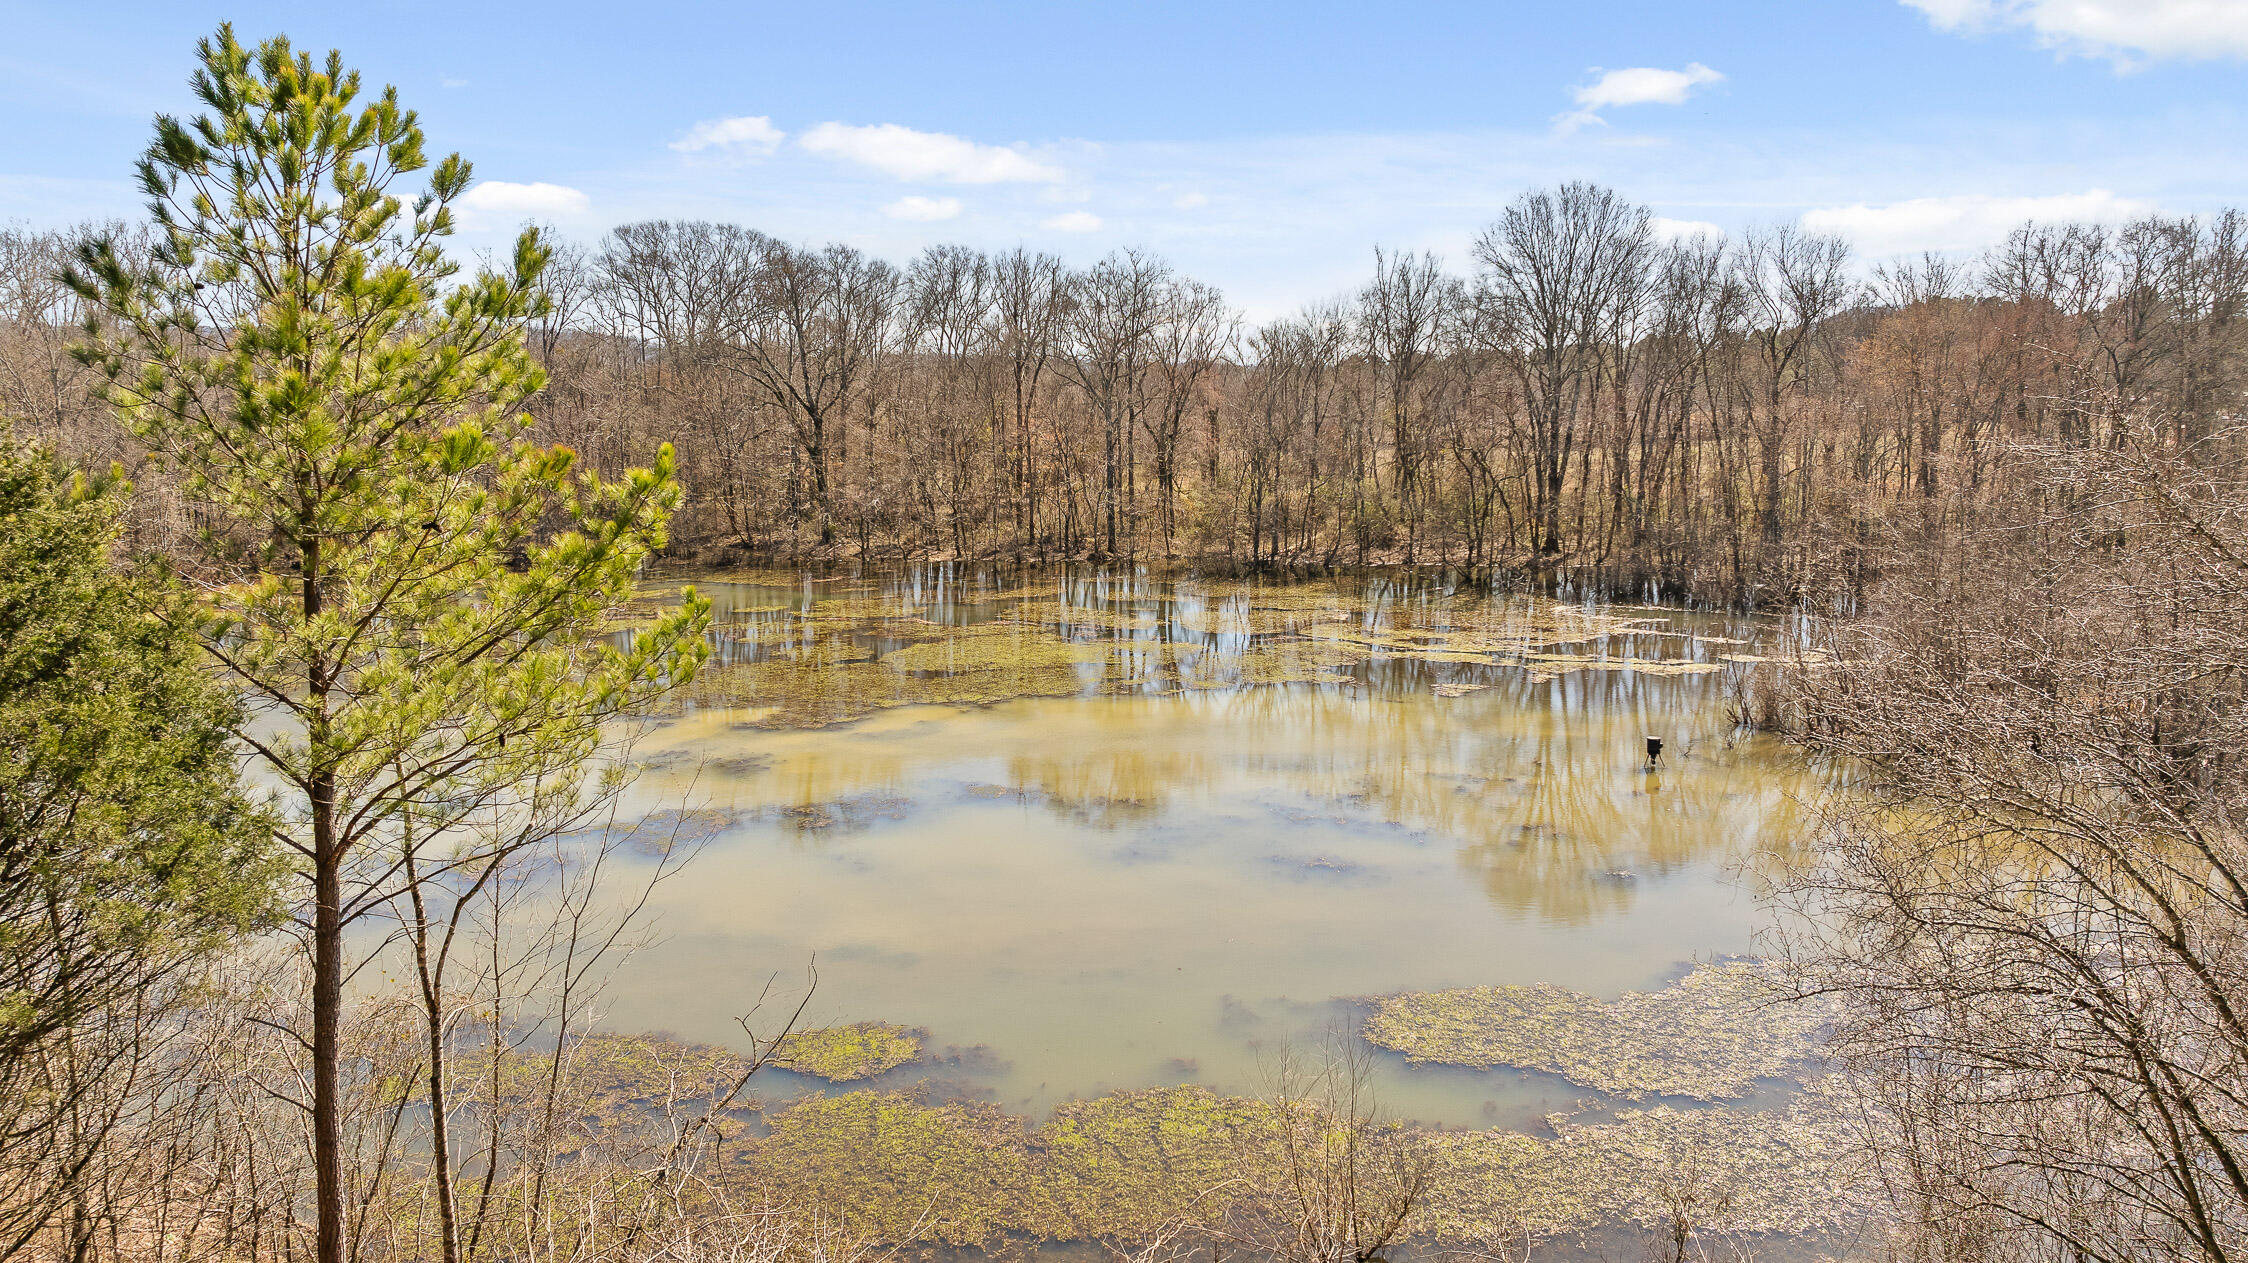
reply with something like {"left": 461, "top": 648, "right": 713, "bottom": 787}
{"left": 774, "top": 1022, "right": 927, "bottom": 1081}
{"left": 1363, "top": 962, "right": 1835, "bottom": 1100}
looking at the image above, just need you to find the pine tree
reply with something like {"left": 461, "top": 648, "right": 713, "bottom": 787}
{"left": 68, "top": 27, "right": 710, "bottom": 1263}
{"left": 0, "top": 432, "right": 277, "bottom": 1259}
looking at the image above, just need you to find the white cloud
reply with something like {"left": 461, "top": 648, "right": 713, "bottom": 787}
{"left": 1040, "top": 211, "right": 1103, "bottom": 233}
{"left": 800, "top": 122, "right": 1065, "bottom": 184}
{"left": 1576, "top": 63, "right": 1726, "bottom": 109}
{"left": 1651, "top": 216, "right": 1724, "bottom": 241}
{"left": 440, "top": 77, "right": 469, "bottom": 89}
{"left": 1173, "top": 191, "right": 1210, "bottom": 210}
{"left": 883, "top": 195, "right": 963, "bottom": 222}
{"left": 458, "top": 181, "right": 590, "bottom": 223}
{"left": 1558, "top": 63, "right": 1724, "bottom": 133}
{"left": 672, "top": 115, "right": 786, "bottom": 155}
{"left": 1800, "top": 188, "right": 2157, "bottom": 256}
{"left": 1903, "top": 0, "right": 2248, "bottom": 63}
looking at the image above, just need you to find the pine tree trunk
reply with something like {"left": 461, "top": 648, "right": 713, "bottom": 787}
{"left": 305, "top": 524, "right": 346, "bottom": 1263}
{"left": 312, "top": 779, "right": 344, "bottom": 1263}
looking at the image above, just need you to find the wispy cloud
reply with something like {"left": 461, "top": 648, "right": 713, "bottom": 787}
{"left": 1800, "top": 188, "right": 2157, "bottom": 256}
{"left": 1040, "top": 210, "right": 1102, "bottom": 233}
{"left": 883, "top": 194, "right": 963, "bottom": 222}
{"left": 799, "top": 122, "right": 1065, "bottom": 184}
{"left": 1558, "top": 63, "right": 1724, "bottom": 132}
{"left": 458, "top": 180, "right": 590, "bottom": 226}
{"left": 672, "top": 115, "right": 786, "bottom": 156}
{"left": 1651, "top": 216, "right": 1725, "bottom": 241}
{"left": 1902, "top": 0, "right": 2248, "bottom": 65}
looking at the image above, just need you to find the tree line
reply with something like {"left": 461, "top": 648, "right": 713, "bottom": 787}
{"left": 20, "top": 183, "right": 2248, "bottom": 605}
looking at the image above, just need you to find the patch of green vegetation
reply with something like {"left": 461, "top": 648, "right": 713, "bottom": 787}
{"left": 553, "top": 1031, "right": 753, "bottom": 1120}
{"left": 727, "top": 1072, "right": 1869, "bottom": 1248}
{"left": 669, "top": 621, "right": 1111, "bottom": 728}
{"left": 879, "top": 626, "right": 1116, "bottom": 676}
{"left": 1363, "top": 961, "right": 1834, "bottom": 1100}
{"left": 774, "top": 1022, "right": 926, "bottom": 1081}
{"left": 998, "top": 599, "right": 1166, "bottom": 634}
{"left": 1423, "top": 1082, "right": 1876, "bottom": 1239}
{"left": 741, "top": 1091, "right": 1037, "bottom": 1245}
{"left": 736, "top": 1084, "right": 1277, "bottom": 1246}
{"left": 534, "top": 1015, "right": 1869, "bottom": 1249}
{"left": 451, "top": 1032, "right": 756, "bottom": 1157}
{"left": 631, "top": 576, "right": 1745, "bottom": 728}
{"left": 1178, "top": 638, "right": 1363, "bottom": 689}
{"left": 1030, "top": 1086, "right": 1282, "bottom": 1238}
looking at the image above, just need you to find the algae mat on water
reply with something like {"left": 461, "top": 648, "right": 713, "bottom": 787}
{"left": 1363, "top": 961, "right": 1835, "bottom": 1100}
{"left": 1421, "top": 1082, "right": 1876, "bottom": 1239}
{"left": 739, "top": 1086, "right": 1270, "bottom": 1245}
{"left": 637, "top": 576, "right": 1745, "bottom": 729}
{"left": 774, "top": 1021, "right": 926, "bottom": 1081}
{"left": 730, "top": 1079, "right": 1874, "bottom": 1248}
{"left": 525, "top": 1024, "right": 1869, "bottom": 1247}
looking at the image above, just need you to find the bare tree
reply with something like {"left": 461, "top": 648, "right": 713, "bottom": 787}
{"left": 1223, "top": 1032, "right": 1432, "bottom": 1263}
{"left": 1471, "top": 182, "right": 1655, "bottom": 557}
{"left": 1146, "top": 277, "right": 1236, "bottom": 554}
{"left": 1358, "top": 249, "right": 1460, "bottom": 562}
{"left": 1057, "top": 251, "right": 1168, "bottom": 557}
{"left": 1779, "top": 427, "right": 2248, "bottom": 1263}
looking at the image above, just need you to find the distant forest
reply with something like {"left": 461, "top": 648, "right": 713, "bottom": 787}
{"left": 5, "top": 185, "right": 2244, "bottom": 603}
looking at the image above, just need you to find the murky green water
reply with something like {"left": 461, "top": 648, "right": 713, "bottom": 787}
{"left": 597, "top": 568, "right": 1817, "bottom": 1130}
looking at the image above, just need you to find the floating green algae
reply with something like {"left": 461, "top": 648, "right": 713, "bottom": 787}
{"left": 737, "top": 1084, "right": 1288, "bottom": 1247}
{"left": 741, "top": 1091, "right": 1039, "bottom": 1245}
{"left": 727, "top": 1075, "right": 1869, "bottom": 1249}
{"left": 509, "top": 1021, "right": 1869, "bottom": 1250}
{"left": 1032, "top": 1086, "right": 1279, "bottom": 1239}
{"left": 774, "top": 1021, "right": 927, "bottom": 1081}
{"left": 449, "top": 1032, "right": 757, "bottom": 1158}
{"left": 636, "top": 573, "right": 1746, "bottom": 730}
{"left": 1422, "top": 1082, "right": 1877, "bottom": 1239}
{"left": 1362, "top": 962, "right": 1834, "bottom": 1101}
{"left": 667, "top": 621, "right": 1110, "bottom": 728}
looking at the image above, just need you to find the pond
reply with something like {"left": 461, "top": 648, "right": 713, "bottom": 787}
{"left": 594, "top": 567, "right": 1824, "bottom": 1133}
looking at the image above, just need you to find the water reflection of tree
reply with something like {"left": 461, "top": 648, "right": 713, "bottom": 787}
{"left": 636, "top": 569, "right": 1818, "bottom": 921}
{"left": 1003, "top": 747, "right": 1212, "bottom": 828}
{"left": 1177, "top": 678, "right": 1820, "bottom": 925}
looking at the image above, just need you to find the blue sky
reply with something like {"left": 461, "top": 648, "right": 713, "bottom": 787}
{"left": 4, "top": 0, "right": 2244, "bottom": 317}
